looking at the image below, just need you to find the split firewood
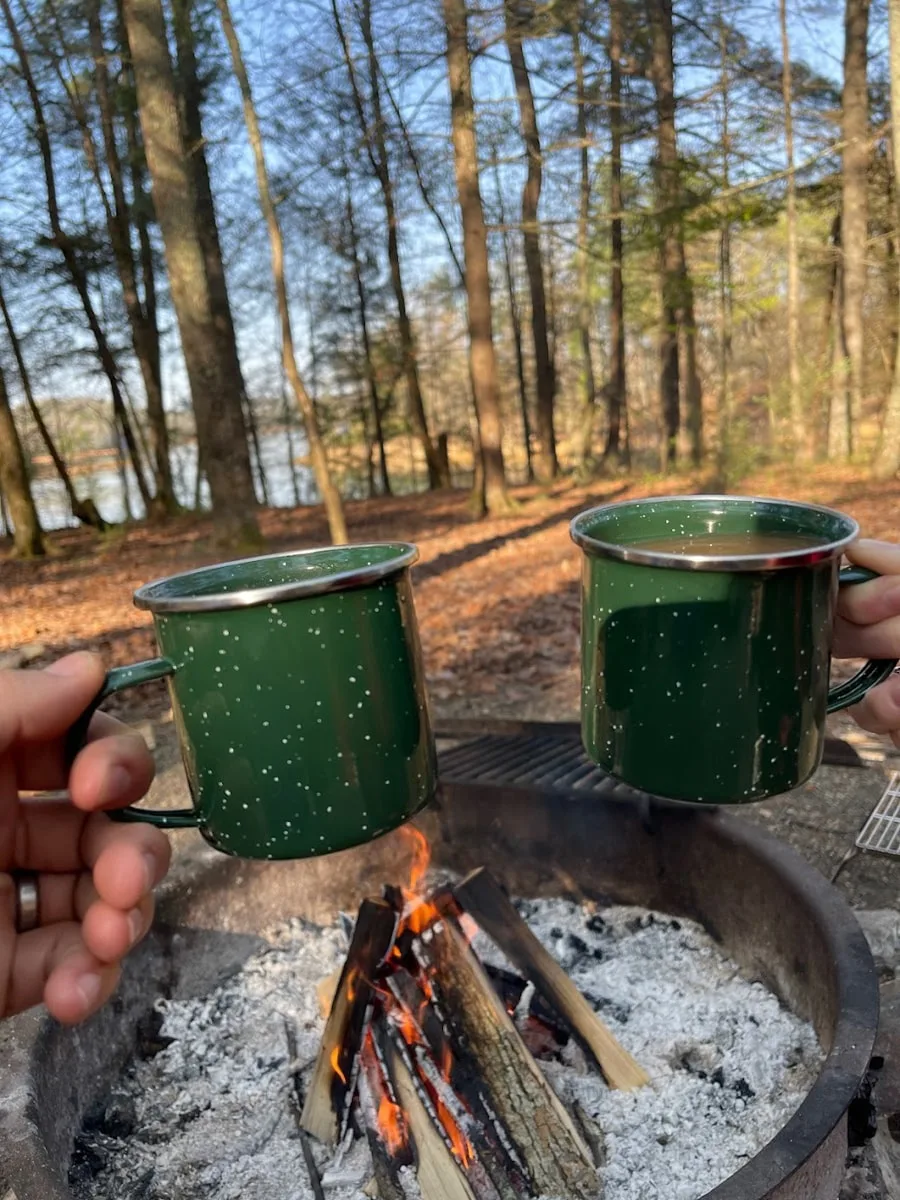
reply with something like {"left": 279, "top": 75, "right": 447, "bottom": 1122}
{"left": 385, "top": 971, "right": 528, "bottom": 1200}
{"left": 317, "top": 968, "right": 341, "bottom": 1019}
{"left": 453, "top": 868, "right": 649, "bottom": 1090}
{"left": 301, "top": 898, "right": 398, "bottom": 1144}
{"left": 419, "top": 916, "right": 598, "bottom": 1200}
{"left": 380, "top": 1033, "right": 477, "bottom": 1200}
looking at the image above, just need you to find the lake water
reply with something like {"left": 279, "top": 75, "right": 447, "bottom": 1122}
{"left": 30, "top": 432, "right": 323, "bottom": 531}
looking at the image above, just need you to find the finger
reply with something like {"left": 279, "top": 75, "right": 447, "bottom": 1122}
{"left": 834, "top": 614, "right": 900, "bottom": 660}
{"left": 80, "top": 815, "right": 171, "bottom": 910}
{"left": 0, "top": 652, "right": 105, "bottom": 760}
{"left": 81, "top": 894, "right": 154, "bottom": 964}
{"left": 837, "top": 575, "right": 900, "bottom": 627}
{"left": 4, "top": 869, "right": 99, "bottom": 927}
{"left": 847, "top": 674, "right": 900, "bottom": 736}
{"left": 845, "top": 539, "right": 900, "bottom": 576}
{"left": 5, "top": 921, "right": 120, "bottom": 1023}
{"left": 11, "top": 766, "right": 156, "bottom": 873}
{"left": 15, "top": 711, "right": 136, "bottom": 794}
{"left": 67, "top": 731, "right": 155, "bottom": 813}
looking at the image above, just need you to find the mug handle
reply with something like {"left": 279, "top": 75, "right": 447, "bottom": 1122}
{"left": 827, "top": 566, "right": 899, "bottom": 712}
{"left": 66, "top": 657, "right": 200, "bottom": 829}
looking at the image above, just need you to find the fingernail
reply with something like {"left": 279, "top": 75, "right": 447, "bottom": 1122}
{"left": 75, "top": 972, "right": 102, "bottom": 1010}
{"left": 45, "top": 651, "right": 98, "bottom": 678}
{"left": 143, "top": 853, "right": 158, "bottom": 890}
{"left": 127, "top": 908, "right": 144, "bottom": 945}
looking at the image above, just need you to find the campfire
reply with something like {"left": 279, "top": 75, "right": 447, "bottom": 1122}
{"left": 298, "top": 830, "right": 648, "bottom": 1200}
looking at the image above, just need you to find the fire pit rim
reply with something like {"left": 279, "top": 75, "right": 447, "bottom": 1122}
{"left": 0, "top": 789, "right": 881, "bottom": 1200}
{"left": 685, "top": 808, "right": 879, "bottom": 1199}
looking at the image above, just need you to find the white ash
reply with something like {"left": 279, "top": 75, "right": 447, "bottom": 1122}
{"left": 73, "top": 900, "right": 822, "bottom": 1200}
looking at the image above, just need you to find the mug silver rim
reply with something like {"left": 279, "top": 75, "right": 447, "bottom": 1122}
{"left": 570, "top": 494, "right": 859, "bottom": 572}
{"left": 134, "top": 543, "right": 420, "bottom": 613}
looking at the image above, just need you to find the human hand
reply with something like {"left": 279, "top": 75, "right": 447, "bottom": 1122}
{"left": 835, "top": 539, "right": 900, "bottom": 746}
{"left": 1, "top": 651, "right": 169, "bottom": 1023}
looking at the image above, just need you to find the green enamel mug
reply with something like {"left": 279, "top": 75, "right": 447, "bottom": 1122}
{"left": 571, "top": 495, "right": 897, "bottom": 804}
{"left": 85, "top": 544, "right": 436, "bottom": 858}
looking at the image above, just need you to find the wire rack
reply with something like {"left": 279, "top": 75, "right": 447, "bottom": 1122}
{"left": 856, "top": 770, "right": 900, "bottom": 857}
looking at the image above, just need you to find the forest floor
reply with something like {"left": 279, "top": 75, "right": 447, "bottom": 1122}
{"left": 3, "top": 462, "right": 900, "bottom": 730}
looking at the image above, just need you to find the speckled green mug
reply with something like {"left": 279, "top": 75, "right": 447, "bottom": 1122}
{"left": 571, "top": 496, "right": 897, "bottom": 804}
{"left": 93, "top": 544, "right": 436, "bottom": 858}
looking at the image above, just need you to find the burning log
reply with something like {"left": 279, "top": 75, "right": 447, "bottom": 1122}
{"left": 453, "top": 869, "right": 649, "bottom": 1091}
{"left": 301, "top": 898, "right": 398, "bottom": 1144}
{"left": 419, "top": 916, "right": 598, "bottom": 1200}
{"left": 381, "top": 1033, "right": 477, "bottom": 1200}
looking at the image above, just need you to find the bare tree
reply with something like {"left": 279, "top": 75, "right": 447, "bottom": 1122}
{"left": 0, "top": 274, "right": 106, "bottom": 529}
{"left": 571, "top": 2, "right": 596, "bottom": 471}
{"left": 504, "top": 1, "right": 557, "bottom": 481}
{"left": 343, "top": 160, "right": 391, "bottom": 496}
{"left": 215, "top": 0, "right": 348, "bottom": 543}
{"left": 493, "top": 154, "right": 533, "bottom": 482}
{"left": 169, "top": 0, "right": 268, "bottom": 506}
{"left": 443, "top": 0, "right": 512, "bottom": 514}
{"left": 332, "top": 0, "right": 448, "bottom": 490}
{"left": 875, "top": 0, "right": 900, "bottom": 478}
{"left": 840, "top": 0, "right": 872, "bottom": 452}
{"left": 647, "top": 0, "right": 681, "bottom": 468}
{"left": 0, "top": 360, "right": 44, "bottom": 557}
{"left": 606, "top": 0, "right": 627, "bottom": 462}
{"left": 779, "top": 0, "right": 809, "bottom": 461}
{"left": 717, "top": 11, "right": 734, "bottom": 475}
{"left": 0, "top": 0, "right": 153, "bottom": 513}
{"left": 121, "top": 0, "right": 261, "bottom": 546}
{"left": 86, "top": 0, "right": 177, "bottom": 512}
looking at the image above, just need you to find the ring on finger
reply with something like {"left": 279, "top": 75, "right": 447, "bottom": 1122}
{"left": 13, "top": 871, "right": 40, "bottom": 933}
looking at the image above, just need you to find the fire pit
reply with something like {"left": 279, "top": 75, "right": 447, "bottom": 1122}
{"left": 0, "top": 772, "right": 879, "bottom": 1200}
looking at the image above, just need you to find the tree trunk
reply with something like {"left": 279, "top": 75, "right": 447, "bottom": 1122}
{"left": 829, "top": 217, "right": 852, "bottom": 459}
{"left": 345, "top": 172, "right": 391, "bottom": 496}
{"left": 170, "top": 0, "right": 259, "bottom": 494}
{"left": 0, "top": 0, "right": 153, "bottom": 515}
{"left": 779, "top": 0, "right": 809, "bottom": 462}
{"left": 117, "top": 0, "right": 164, "bottom": 454}
{"left": 216, "top": 0, "right": 347, "bottom": 542}
{"left": 717, "top": 14, "right": 733, "bottom": 476}
{"left": 0, "top": 362, "right": 44, "bottom": 557}
{"left": 840, "top": 0, "right": 872, "bottom": 450}
{"left": 874, "top": 0, "right": 900, "bottom": 478}
{"left": 679, "top": 246, "right": 703, "bottom": 464}
{"left": 571, "top": 6, "right": 596, "bottom": 472}
{"left": 494, "top": 157, "right": 533, "bottom": 482}
{"left": 647, "top": 0, "right": 681, "bottom": 469}
{"left": 88, "top": 0, "right": 176, "bottom": 515}
{"left": 0, "top": 276, "right": 106, "bottom": 529}
{"left": 443, "top": 0, "right": 512, "bottom": 515}
{"left": 505, "top": 2, "right": 557, "bottom": 482}
{"left": 332, "top": 0, "right": 447, "bottom": 490}
{"left": 606, "top": 0, "right": 627, "bottom": 464}
{"left": 122, "top": 0, "right": 261, "bottom": 546}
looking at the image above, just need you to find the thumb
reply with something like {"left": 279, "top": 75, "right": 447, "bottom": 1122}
{"left": 0, "top": 652, "right": 106, "bottom": 755}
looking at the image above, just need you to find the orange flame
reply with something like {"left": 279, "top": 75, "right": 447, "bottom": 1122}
{"left": 400, "top": 825, "right": 431, "bottom": 898}
{"left": 330, "top": 1044, "right": 347, "bottom": 1084}
{"left": 433, "top": 1092, "right": 474, "bottom": 1166}
{"left": 377, "top": 1094, "right": 407, "bottom": 1155}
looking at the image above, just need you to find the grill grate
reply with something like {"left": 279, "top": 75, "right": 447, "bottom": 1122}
{"left": 855, "top": 770, "right": 900, "bottom": 857}
{"left": 438, "top": 730, "right": 622, "bottom": 796}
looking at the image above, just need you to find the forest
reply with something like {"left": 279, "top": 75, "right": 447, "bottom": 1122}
{"left": 0, "top": 0, "right": 894, "bottom": 559}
